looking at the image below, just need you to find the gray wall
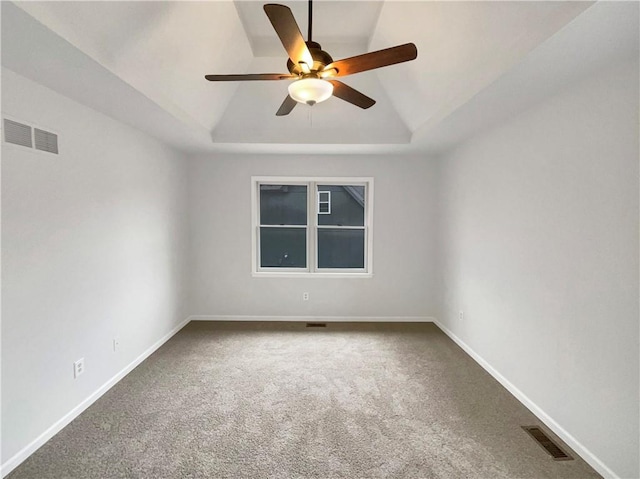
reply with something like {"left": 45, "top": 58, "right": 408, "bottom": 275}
{"left": 188, "top": 154, "right": 438, "bottom": 319}
{"left": 436, "top": 58, "right": 639, "bottom": 479}
{"left": 1, "top": 68, "right": 190, "bottom": 465}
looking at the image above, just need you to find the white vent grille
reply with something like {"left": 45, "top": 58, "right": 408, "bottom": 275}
{"left": 4, "top": 119, "right": 33, "bottom": 148}
{"left": 34, "top": 128, "right": 58, "bottom": 154}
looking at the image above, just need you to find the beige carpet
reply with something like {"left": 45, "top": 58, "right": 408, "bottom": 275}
{"left": 8, "top": 322, "right": 601, "bottom": 478}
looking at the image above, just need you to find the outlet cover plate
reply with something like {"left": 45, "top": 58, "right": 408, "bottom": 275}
{"left": 73, "top": 358, "right": 85, "bottom": 378}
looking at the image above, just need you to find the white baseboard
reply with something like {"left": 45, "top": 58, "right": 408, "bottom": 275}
{"left": 433, "top": 319, "right": 619, "bottom": 479}
{"left": 1, "top": 317, "right": 191, "bottom": 478}
{"left": 189, "top": 315, "right": 435, "bottom": 322}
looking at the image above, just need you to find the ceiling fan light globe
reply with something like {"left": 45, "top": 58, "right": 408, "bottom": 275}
{"left": 288, "top": 78, "right": 333, "bottom": 106}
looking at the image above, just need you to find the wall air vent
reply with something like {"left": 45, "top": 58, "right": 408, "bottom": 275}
{"left": 34, "top": 128, "right": 59, "bottom": 154}
{"left": 3, "top": 119, "right": 33, "bottom": 148}
{"left": 306, "top": 323, "right": 327, "bottom": 328}
{"left": 522, "top": 426, "right": 573, "bottom": 461}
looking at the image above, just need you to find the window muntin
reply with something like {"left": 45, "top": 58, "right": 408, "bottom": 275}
{"left": 253, "top": 177, "right": 373, "bottom": 276}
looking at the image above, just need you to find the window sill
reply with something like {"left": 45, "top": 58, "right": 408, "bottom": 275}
{"left": 252, "top": 271, "right": 374, "bottom": 279}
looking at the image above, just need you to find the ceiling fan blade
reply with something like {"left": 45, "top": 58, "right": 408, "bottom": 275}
{"left": 264, "top": 4, "right": 314, "bottom": 68}
{"left": 328, "top": 81, "right": 375, "bottom": 109}
{"left": 323, "top": 43, "right": 417, "bottom": 77}
{"left": 205, "top": 73, "right": 295, "bottom": 81}
{"left": 276, "top": 95, "right": 298, "bottom": 116}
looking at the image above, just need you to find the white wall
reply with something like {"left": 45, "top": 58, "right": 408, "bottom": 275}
{"left": 1, "top": 68, "right": 190, "bottom": 469}
{"left": 436, "top": 58, "right": 639, "bottom": 479}
{"left": 188, "top": 154, "right": 437, "bottom": 319}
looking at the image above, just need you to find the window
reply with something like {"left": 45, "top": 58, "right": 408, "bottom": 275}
{"left": 317, "top": 190, "right": 331, "bottom": 214}
{"left": 252, "top": 177, "right": 373, "bottom": 277}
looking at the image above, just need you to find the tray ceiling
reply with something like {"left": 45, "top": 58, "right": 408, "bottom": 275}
{"left": 3, "top": 1, "right": 635, "bottom": 154}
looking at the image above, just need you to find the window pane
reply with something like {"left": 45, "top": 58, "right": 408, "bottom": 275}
{"left": 260, "top": 227, "right": 306, "bottom": 268}
{"left": 317, "top": 185, "right": 364, "bottom": 226}
{"left": 260, "top": 185, "right": 307, "bottom": 225}
{"left": 318, "top": 228, "right": 364, "bottom": 269}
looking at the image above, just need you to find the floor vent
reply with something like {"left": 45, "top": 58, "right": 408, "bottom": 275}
{"left": 306, "top": 323, "right": 327, "bottom": 328}
{"left": 522, "top": 426, "right": 573, "bottom": 461}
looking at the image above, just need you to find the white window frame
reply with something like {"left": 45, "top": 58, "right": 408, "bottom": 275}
{"left": 251, "top": 176, "right": 374, "bottom": 278}
{"left": 317, "top": 190, "right": 331, "bottom": 215}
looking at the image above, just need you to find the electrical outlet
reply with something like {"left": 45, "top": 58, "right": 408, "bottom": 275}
{"left": 113, "top": 337, "right": 120, "bottom": 352}
{"left": 73, "top": 358, "right": 85, "bottom": 378}
{"left": 303, "top": 292, "right": 309, "bottom": 301}
{"left": 459, "top": 311, "right": 464, "bottom": 321}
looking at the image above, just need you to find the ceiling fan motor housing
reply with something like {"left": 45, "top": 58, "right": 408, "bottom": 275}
{"left": 287, "top": 41, "right": 334, "bottom": 76}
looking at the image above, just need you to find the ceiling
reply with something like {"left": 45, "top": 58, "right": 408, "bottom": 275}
{"left": 2, "top": 1, "right": 638, "bottom": 155}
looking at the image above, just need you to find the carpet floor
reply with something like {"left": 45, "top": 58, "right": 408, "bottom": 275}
{"left": 8, "top": 321, "right": 601, "bottom": 478}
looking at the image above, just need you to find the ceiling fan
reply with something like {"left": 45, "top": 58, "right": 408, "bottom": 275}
{"left": 204, "top": 0, "right": 418, "bottom": 116}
